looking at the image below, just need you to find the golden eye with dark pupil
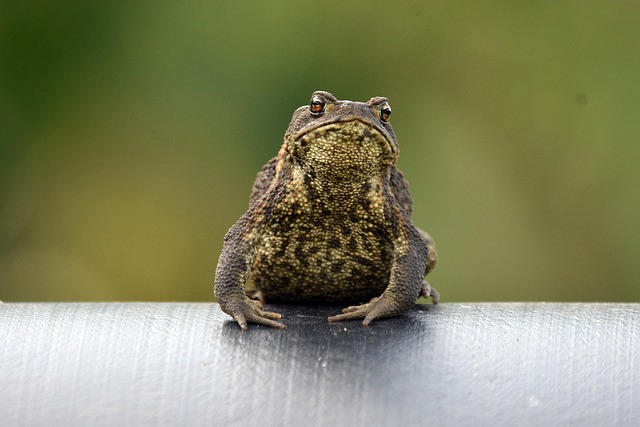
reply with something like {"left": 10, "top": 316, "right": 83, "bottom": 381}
{"left": 380, "top": 103, "right": 391, "bottom": 122}
{"left": 310, "top": 95, "right": 326, "bottom": 114}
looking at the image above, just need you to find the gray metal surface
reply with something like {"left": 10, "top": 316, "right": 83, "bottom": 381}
{"left": 1, "top": 302, "right": 638, "bottom": 426}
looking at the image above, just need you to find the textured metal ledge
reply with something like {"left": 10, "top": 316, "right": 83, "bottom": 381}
{"left": 1, "top": 302, "right": 638, "bottom": 426}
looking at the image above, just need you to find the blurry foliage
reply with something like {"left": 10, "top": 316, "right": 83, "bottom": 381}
{"left": 1, "top": 1, "right": 639, "bottom": 302}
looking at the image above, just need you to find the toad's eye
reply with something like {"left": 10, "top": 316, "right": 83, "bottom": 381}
{"left": 310, "top": 95, "right": 326, "bottom": 115}
{"left": 380, "top": 102, "right": 391, "bottom": 122}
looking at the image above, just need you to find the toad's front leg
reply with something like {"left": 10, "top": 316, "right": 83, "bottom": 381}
{"left": 329, "top": 228, "right": 435, "bottom": 326}
{"left": 214, "top": 222, "right": 284, "bottom": 331}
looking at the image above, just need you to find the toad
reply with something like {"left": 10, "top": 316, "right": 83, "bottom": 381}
{"left": 214, "top": 91, "right": 438, "bottom": 330}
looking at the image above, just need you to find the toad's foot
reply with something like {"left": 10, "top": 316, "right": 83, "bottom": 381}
{"left": 245, "top": 288, "right": 268, "bottom": 304}
{"left": 328, "top": 296, "right": 403, "bottom": 326}
{"left": 420, "top": 280, "right": 440, "bottom": 304}
{"left": 220, "top": 297, "right": 284, "bottom": 331}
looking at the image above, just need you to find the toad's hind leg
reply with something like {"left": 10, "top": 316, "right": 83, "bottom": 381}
{"left": 417, "top": 228, "right": 439, "bottom": 303}
{"left": 417, "top": 228, "right": 437, "bottom": 274}
{"left": 420, "top": 280, "right": 439, "bottom": 304}
{"left": 245, "top": 288, "right": 268, "bottom": 304}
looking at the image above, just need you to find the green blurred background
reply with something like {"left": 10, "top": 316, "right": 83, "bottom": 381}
{"left": 1, "top": 1, "right": 639, "bottom": 302}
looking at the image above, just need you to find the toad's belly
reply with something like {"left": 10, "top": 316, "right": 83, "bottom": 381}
{"left": 248, "top": 230, "right": 393, "bottom": 304}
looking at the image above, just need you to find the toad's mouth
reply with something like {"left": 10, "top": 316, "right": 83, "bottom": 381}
{"left": 292, "top": 116, "right": 398, "bottom": 159}
{"left": 288, "top": 118, "right": 398, "bottom": 180}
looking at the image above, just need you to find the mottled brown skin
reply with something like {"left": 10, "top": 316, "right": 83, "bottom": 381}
{"left": 214, "top": 91, "right": 438, "bottom": 330}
